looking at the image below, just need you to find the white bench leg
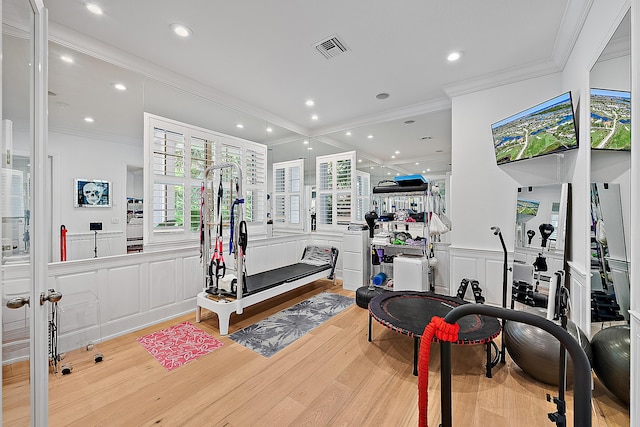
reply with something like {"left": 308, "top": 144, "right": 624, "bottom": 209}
{"left": 196, "top": 305, "right": 202, "bottom": 323}
{"left": 219, "top": 314, "right": 230, "bottom": 336}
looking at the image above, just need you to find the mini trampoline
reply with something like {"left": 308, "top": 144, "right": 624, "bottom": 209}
{"left": 368, "top": 291, "right": 501, "bottom": 376}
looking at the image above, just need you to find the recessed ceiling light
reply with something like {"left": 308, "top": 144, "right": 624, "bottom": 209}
{"left": 85, "top": 2, "right": 103, "bottom": 15}
{"left": 345, "top": 131, "right": 351, "bottom": 136}
{"left": 311, "top": 114, "right": 318, "bottom": 121}
{"left": 422, "top": 170, "right": 426, "bottom": 173}
{"left": 307, "top": 147, "right": 313, "bottom": 151}
{"left": 171, "top": 24, "right": 192, "bottom": 38}
{"left": 112, "top": 83, "right": 126, "bottom": 91}
{"left": 447, "top": 51, "right": 461, "bottom": 62}
{"left": 404, "top": 120, "right": 415, "bottom": 124}
{"left": 60, "top": 55, "right": 74, "bottom": 63}
{"left": 370, "top": 166, "right": 374, "bottom": 170}
{"left": 303, "top": 140, "right": 309, "bottom": 144}
{"left": 236, "top": 124, "right": 244, "bottom": 129}
{"left": 387, "top": 172, "right": 391, "bottom": 175}
{"left": 415, "top": 162, "right": 419, "bottom": 165}
{"left": 358, "top": 159, "right": 362, "bottom": 163}
{"left": 395, "top": 173, "right": 400, "bottom": 176}
{"left": 367, "top": 135, "right": 373, "bottom": 139}
{"left": 305, "top": 99, "right": 315, "bottom": 107}
{"left": 376, "top": 93, "right": 390, "bottom": 100}
{"left": 84, "top": 117, "right": 94, "bottom": 123}
{"left": 266, "top": 127, "right": 273, "bottom": 133}
{"left": 395, "top": 150, "right": 400, "bottom": 154}
{"left": 427, "top": 168, "right": 431, "bottom": 172}
{"left": 391, "top": 155, "right": 396, "bottom": 159}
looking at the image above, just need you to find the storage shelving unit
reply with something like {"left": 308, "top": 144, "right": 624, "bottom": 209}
{"left": 369, "top": 185, "right": 434, "bottom": 291}
{"left": 126, "top": 198, "right": 143, "bottom": 253}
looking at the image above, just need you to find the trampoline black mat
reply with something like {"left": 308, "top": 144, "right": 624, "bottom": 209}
{"left": 244, "top": 262, "right": 331, "bottom": 295}
{"left": 369, "top": 291, "right": 501, "bottom": 345}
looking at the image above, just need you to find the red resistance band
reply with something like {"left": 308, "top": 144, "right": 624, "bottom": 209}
{"left": 418, "top": 316, "right": 459, "bottom": 427}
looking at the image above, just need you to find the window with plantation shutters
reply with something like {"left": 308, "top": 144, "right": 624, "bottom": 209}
{"left": 356, "top": 171, "right": 371, "bottom": 221}
{"left": 315, "top": 151, "right": 356, "bottom": 229}
{"left": 153, "top": 128, "right": 185, "bottom": 178}
{"left": 145, "top": 113, "right": 267, "bottom": 246}
{"left": 244, "top": 144, "right": 266, "bottom": 223}
{"left": 272, "top": 159, "right": 304, "bottom": 230}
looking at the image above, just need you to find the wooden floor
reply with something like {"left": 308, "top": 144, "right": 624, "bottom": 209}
{"left": 3, "top": 280, "right": 630, "bottom": 426}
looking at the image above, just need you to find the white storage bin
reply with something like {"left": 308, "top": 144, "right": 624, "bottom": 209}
{"left": 393, "top": 255, "right": 429, "bottom": 292}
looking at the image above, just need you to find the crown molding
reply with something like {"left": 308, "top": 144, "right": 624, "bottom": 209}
{"left": 309, "top": 97, "right": 451, "bottom": 137}
{"left": 442, "top": 58, "right": 561, "bottom": 99}
{"left": 550, "top": 0, "right": 595, "bottom": 69}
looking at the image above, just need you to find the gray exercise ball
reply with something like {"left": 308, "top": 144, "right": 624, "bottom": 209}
{"left": 503, "top": 307, "right": 592, "bottom": 386}
{"left": 591, "top": 325, "right": 630, "bottom": 405}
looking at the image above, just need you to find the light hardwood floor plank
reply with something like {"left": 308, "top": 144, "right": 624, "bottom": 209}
{"left": 2, "top": 280, "right": 630, "bottom": 426}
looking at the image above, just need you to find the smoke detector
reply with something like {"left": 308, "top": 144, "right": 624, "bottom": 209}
{"left": 314, "top": 34, "right": 349, "bottom": 59}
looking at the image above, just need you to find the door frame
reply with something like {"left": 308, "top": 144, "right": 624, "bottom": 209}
{"left": 29, "top": 1, "right": 49, "bottom": 425}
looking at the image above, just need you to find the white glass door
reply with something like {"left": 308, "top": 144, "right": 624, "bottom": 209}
{"left": 2, "top": 0, "right": 49, "bottom": 425}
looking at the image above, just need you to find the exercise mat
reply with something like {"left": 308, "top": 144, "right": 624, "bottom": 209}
{"left": 229, "top": 292, "right": 353, "bottom": 357}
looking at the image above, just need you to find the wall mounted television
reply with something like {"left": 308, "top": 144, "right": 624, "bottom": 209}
{"left": 491, "top": 92, "right": 579, "bottom": 165}
{"left": 590, "top": 88, "right": 631, "bottom": 151}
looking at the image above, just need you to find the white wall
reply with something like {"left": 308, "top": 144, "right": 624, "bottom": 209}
{"left": 49, "top": 131, "right": 143, "bottom": 260}
{"left": 449, "top": 74, "right": 563, "bottom": 303}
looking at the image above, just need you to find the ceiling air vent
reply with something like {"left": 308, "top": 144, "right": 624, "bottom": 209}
{"left": 315, "top": 34, "right": 349, "bottom": 59}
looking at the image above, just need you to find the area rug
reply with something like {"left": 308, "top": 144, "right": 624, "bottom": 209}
{"left": 136, "top": 321, "right": 224, "bottom": 371}
{"left": 229, "top": 292, "right": 354, "bottom": 357}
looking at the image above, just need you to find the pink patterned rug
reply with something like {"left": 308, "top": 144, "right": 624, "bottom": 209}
{"left": 136, "top": 321, "right": 223, "bottom": 371}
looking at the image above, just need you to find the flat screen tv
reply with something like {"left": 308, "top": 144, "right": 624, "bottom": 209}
{"left": 590, "top": 88, "right": 631, "bottom": 151}
{"left": 517, "top": 198, "right": 540, "bottom": 216}
{"left": 492, "top": 92, "right": 578, "bottom": 165}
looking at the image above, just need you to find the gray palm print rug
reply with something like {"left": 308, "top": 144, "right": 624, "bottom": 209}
{"left": 229, "top": 292, "right": 354, "bottom": 357}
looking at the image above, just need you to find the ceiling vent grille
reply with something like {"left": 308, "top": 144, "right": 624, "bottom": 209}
{"left": 314, "top": 34, "right": 349, "bottom": 59}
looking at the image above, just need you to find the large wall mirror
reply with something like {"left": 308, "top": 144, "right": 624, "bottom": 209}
{"left": 589, "top": 11, "right": 630, "bottom": 325}
{"left": 513, "top": 183, "right": 569, "bottom": 306}
{"left": 586, "top": 9, "right": 631, "bottom": 411}
{"left": 3, "top": 9, "right": 454, "bottom": 263}
{"left": 3, "top": 28, "right": 308, "bottom": 263}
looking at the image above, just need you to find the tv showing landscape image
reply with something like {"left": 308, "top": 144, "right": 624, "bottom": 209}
{"left": 517, "top": 198, "right": 540, "bottom": 216}
{"left": 492, "top": 92, "right": 578, "bottom": 165}
{"left": 590, "top": 88, "right": 631, "bottom": 150}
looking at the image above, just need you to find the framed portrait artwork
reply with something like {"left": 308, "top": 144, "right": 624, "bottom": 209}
{"left": 75, "top": 178, "right": 112, "bottom": 207}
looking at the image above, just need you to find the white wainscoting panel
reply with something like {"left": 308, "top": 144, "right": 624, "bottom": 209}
{"left": 433, "top": 243, "right": 450, "bottom": 295}
{"left": 183, "top": 255, "right": 203, "bottom": 299}
{"left": 2, "top": 248, "right": 201, "bottom": 364}
{"left": 107, "top": 265, "right": 141, "bottom": 320}
{"left": 567, "top": 261, "right": 589, "bottom": 336}
{"left": 149, "top": 259, "right": 177, "bottom": 309}
{"left": 449, "top": 246, "right": 513, "bottom": 307}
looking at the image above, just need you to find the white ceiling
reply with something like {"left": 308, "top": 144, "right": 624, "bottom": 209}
{"left": 6, "top": 0, "right": 593, "bottom": 182}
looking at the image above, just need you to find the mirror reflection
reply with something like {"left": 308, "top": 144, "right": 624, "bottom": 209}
{"left": 513, "top": 184, "right": 568, "bottom": 308}
{"left": 589, "top": 11, "right": 630, "bottom": 325}
{"left": 2, "top": 31, "right": 31, "bottom": 265}
{"left": 590, "top": 183, "right": 629, "bottom": 321}
{"left": 3, "top": 30, "right": 454, "bottom": 264}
